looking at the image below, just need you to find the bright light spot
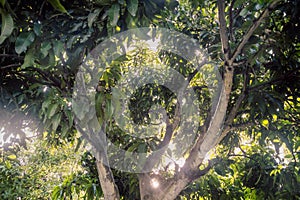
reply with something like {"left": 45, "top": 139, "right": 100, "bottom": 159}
{"left": 43, "top": 86, "right": 48, "bottom": 92}
{"left": 146, "top": 39, "right": 160, "bottom": 51}
{"left": 241, "top": 113, "right": 247, "bottom": 119}
{"left": 151, "top": 178, "right": 160, "bottom": 188}
{"left": 176, "top": 158, "right": 185, "bottom": 168}
{"left": 203, "top": 151, "right": 213, "bottom": 163}
{"left": 0, "top": 128, "right": 5, "bottom": 145}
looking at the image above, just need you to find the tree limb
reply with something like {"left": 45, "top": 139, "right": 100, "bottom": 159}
{"left": 229, "top": 0, "right": 236, "bottom": 42}
{"left": 142, "top": 102, "right": 180, "bottom": 172}
{"left": 230, "top": 0, "right": 282, "bottom": 65}
{"left": 248, "top": 67, "right": 299, "bottom": 92}
{"left": 224, "top": 68, "right": 249, "bottom": 128}
{"left": 189, "top": 157, "right": 221, "bottom": 182}
{"left": 217, "top": 0, "right": 230, "bottom": 62}
{"left": 159, "top": 3, "right": 236, "bottom": 198}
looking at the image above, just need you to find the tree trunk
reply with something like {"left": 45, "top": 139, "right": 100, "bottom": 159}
{"left": 139, "top": 173, "right": 191, "bottom": 200}
{"left": 96, "top": 160, "right": 120, "bottom": 200}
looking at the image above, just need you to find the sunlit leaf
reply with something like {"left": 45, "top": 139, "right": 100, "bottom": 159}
{"left": 7, "top": 154, "right": 17, "bottom": 160}
{"left": 47, "top": 0, "right": 68, "bottom": 13}
{"left": 0, "top": 0, "right": 5, "bottom": 7}
{"left": 15, "top": 32, "right": 35, "bottom": 54}
{"left": 47, "top": 103, "right": 59, "bottom": 119}
{"left": 108, "top": 3, "right": 120, "bottom": 26}
{"left": 127, "top": 0, "right": 138, "bottom": 17}
{"left": 88, "top": 8, "right": 101, "bottom": 28}
{"left": 0, "top": 8, "right": 14, "bottom": 45}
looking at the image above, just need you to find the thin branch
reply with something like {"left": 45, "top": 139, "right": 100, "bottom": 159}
{"left": 0, "top": 54, "right": 23, "bottom": 59}
{"left": 217, "top": 0, "right": 230, "bottom": 62}
{"left": 1, "top": 64, "right": 21, "bottom": 69}
{"left": 219, "top": 121, "right": 256, "bottom": 143}
{"left": 190, "top": 157, "right": 221, "bottom": 181}
{"left": 225, "top": 67, "right": 249, "bottom": 127}
{"left": 231, "top": 121, "right": 255, "bottom": 130}
{"left": 142, "top": 102, "right": 181, "bottom": 172}
{"left": 230, "top": 0, "right": 282, "bottom": 64}
{"left": 248, "top": 68, "right": 299, "bottom": 92}
{"left": 25, "top": 67, "right": 62, "bottom": 90}
{"left": 228, "top": 154, "right": 253, "bottom": 159}
{"left": 232, "top": 60, "right": 247, "bottom": 66}
{"left": 229, "top": 0, "right": 236, "bottom": 42}
{"left": 14, "top": 71, "right": 54, "bottom": 86}
{"left": 181, "top": 0, "right": 235, "bottom": 175}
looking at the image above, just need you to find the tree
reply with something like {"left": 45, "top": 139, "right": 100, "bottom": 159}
{"left": 0, "top": 0, "right": 299, "bottom": 199}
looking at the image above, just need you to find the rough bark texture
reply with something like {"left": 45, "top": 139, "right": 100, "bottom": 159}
{"left": 95, "top": 1, "right": 283, "bottom": 199}
{"left": 96, "top": 160, "right": 120, "bottom": 200}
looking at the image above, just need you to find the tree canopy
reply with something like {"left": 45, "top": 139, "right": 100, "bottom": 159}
{"left": 0, "top": 0, "right": 300, "bottom": 199}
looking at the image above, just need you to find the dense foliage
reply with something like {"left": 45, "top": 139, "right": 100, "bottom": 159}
{"left": 0, "top": 0, "right": 299, "bottom": 199}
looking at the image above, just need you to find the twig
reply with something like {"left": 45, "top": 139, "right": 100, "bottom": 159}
{"left": 229, "top": 0, "right": 236, "bottom": 42}
{"left": 225, "top": 67, "right": 249, "bottom": 127}
{"left": 230, "top": 0, "right": 282, "bottom": 65}
{"left": 1, "top": 64, "right": 21, "bottom": 69}
{"left": 0, "top": 54, "right": 23, "bottom": 59}
{"left": 248, "top": 68, "right": 299, "bottom": 92}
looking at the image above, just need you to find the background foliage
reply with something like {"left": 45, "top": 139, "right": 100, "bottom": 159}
{"left": 0, "top": 0, "right": 299, "bottom": 199}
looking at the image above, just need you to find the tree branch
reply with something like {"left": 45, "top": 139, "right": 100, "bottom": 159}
{"left": 0, "top": 54, "right": 23, "bottom": 59}
{"left": 189, "top": 157, "right": 221, "bottom": 182}
{"left": 180, "top": 0, "right": 235, "bottom": 175}
{"left": 1, "top": 64, "right": 21, "bottom": 70}
{"left": 229, "top": 0, "right": 236, "bottom": 42}
{"left": 224, "top": 68, "right": 249, "bottom": 128}
{"left": 142, "top": 102, "right": 180, "bottom": 172}
{"left": 248, "top": 67, "right": 299, "bottom": 92}
{"left": 217, "top": 0, "right": 230, "bottom": 62}
{"left": 230, "top": 0, "right": 282, "bottom": 64}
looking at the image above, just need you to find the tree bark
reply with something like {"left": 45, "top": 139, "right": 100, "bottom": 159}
{"left": 95, "top": 1, "right": 283, "bottom": 199}
{"left": 96, "top": 160, "right": 120, "bottom": 200}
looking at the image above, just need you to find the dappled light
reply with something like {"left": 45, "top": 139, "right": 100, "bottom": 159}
{"left": 1, "top": 0, "right": 299, "bottom": 199}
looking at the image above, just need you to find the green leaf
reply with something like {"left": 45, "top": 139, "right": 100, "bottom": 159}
{"left": 40, "top": 41, "right": 52, "bottom": 58}
{"left": 88, "top": 8, "right": 101, "bottom": 28}
{"left": 47, "top": 103, "right": 59, "bottom": 119}
{"left": 0, "top": 0, "right": 5, "bottom": 7}
{"left": 65, "top": 110, "right": 73, "bottom": 127}
{"left": 105, "top": 99, "right": 113, "bottom": 120}
{"left": 127, "top": 0, "right": 138, "bottom": 17}
{"left": 42, "top": 97, "right": 52, "bottom": 112}
{"left": 108, "top": 4, "right": 120, "bottom": 26}
{"left": 33, "top": 22, "right": 42, "bottom": 36}
{"left": 15, "top": 32, "right": 35, "bottom": 54}
{"left": 7, "top": 154, "right": 17, "bottom": 160}
{"left": 0, "top": 9, "right": 14, "bottom": 45}
{"left": 47, "top": 0, "right": 68, "bottom": 13}
{"left": 52, "top": 39, "right": 64, "bottom": 57}
{"left": 52, "top": 113, "right": 62, "bottom": 132}
{"left": 21, "top": 48, "right": 36, "bottom": 69}
{"left": 240, "top": 8, "right": 249, "bottom": 17}
{"left": 233, "top": 0, "right": 244, "bottom": 8}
